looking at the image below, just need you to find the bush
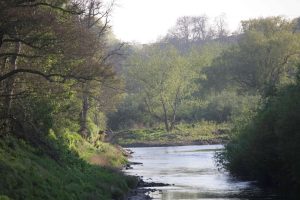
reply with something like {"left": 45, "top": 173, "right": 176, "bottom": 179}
{"left": 107, "top": 94, "right": 157, "bottom": 130}
{"left": 218, "top": 80, "right": 300, "bottom": 198}
{"left": 178, "top": 91, "right": 261, "bottom": 123}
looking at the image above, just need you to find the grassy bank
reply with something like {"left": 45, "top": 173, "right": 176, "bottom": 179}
{"left": 112, "top": 121, "right": 230, "bottom": 147}
{"left": 0, "top": 133, "right": 137, "bottom": 200}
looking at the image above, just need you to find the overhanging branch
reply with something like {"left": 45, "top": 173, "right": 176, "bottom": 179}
{"left": 16, "top": 2, "right": 83, "bottom": 15}
{"left": 0, "top": 68, "right": 115, "bottom": 84}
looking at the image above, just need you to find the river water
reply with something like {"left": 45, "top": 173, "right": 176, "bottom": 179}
{"left": 125, "top": 145, "right": 278, "bottom": 200}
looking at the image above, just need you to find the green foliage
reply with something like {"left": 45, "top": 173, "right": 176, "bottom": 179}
{"left": 178, "top": 91, "right": 261, "bottom": 122}
{"left": 113, "top": 121, "right": 229, "bottom": 146}
{"left": 2, "top": 7, "right": 299, "bottom": 199}
{"left": 0, "top": 196, "right": 11, "bottom": 200}
{"left": 125, "top": 44, "right": 197, "bottom": 131}
{"left": 0, "top": 0, "right": 124, "bottom": 139}
{"left": 205, "top": 17, "right": 300, "bottom": 96}
{"left": 218, "top": 74, "right": 300, "bottom": 197}
{"left": 50, "top": 88, "right": 82, "bottom": 135}
{"left": 59, "top": 131, "right": 127, "bottom": 167}
{"left": 108, "top": 94, "right": 156, "bottom": 130}
{"left": 15, "top": 95, "right": 55, "bottom": 134}
{"left": 107, "top": 36, "right": 232, "bottom": 130}
{"left": 0, "top": 134, "right": 135, "bottom": 200}
{"left": 0, "top": 2, "right": 132, "bottom": 198}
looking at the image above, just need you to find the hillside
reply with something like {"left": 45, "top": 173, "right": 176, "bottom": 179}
{"left": 0, "top": 133, "right": 137, "bottom": 200}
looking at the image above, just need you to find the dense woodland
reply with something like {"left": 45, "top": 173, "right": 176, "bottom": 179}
{"left": 0, "top": 1, "right": 134, "bottom": 199}
{"left": 0, "top": 0, "right": 125, "bottom": 141}
{"left": 1, "top": 0, "right": 300, "bottom": 199}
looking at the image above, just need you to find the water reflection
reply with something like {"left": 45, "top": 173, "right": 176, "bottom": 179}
{"left": 125, "top": 145, "right": 277, "bottom": 200}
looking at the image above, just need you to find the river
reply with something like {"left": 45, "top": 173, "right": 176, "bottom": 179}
{"left": 125, "top": 145, "right": 278, "bottom": 200}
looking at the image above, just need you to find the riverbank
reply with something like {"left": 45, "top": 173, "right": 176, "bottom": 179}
{"left": 120, "top": 138, "right": 225, "bottom": 147}
{"left": 110, "top": 121, "right": 230, "bottom": 147}
{"left": 127, "top": 178, "right": 171, "bottom": 200}
{"left": 0, "top": 133, "right": 137, "bottom": 200}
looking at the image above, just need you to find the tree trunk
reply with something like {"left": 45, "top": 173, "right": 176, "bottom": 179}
{"left": 78, "top": 2, "right": 93, "bottom": 138}
{"left": 79, "top": 85, "right": 89, "bottom": 138}
{"left": 170, "top": 111, "right": 177, "bottom": 131}
{"left": 0, "top": 32, "right": 3, "bottom": 49}
{"left": 2, "top": 41, "right": 20, "bottom": 133}
{"left": 160, "top": 95, "right": 170, "bottom": 132}
{"left": 170, "top": 87, "right": 180, "bottom": 131}
{"left": 4, "top": 41, "right": 21, "bottom": 117}
{"left": 163, "top": 111, "right": 170, "bottom": 132}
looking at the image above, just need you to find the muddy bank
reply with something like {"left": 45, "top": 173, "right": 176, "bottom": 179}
{"left": 127, "top": 178, "right": 171, "bottom": 200}
{"left": 121, "top": 138, "right": 226, "bottom": 148}
{"left": 127, "top": 187, "right": 152, "bottom": 200}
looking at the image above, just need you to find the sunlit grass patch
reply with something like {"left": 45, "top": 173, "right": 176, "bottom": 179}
{"left": 0, "top": 134, "right": 136, "bottom": 200}
{"left": 114, "top": 121, "right": 230, "bottom": 146}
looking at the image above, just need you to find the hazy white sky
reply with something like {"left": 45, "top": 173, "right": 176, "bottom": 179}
{"left": 108, "top": 0, "right": 300, "bottom": 43}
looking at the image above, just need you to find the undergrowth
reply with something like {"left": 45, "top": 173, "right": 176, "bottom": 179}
{"left": 114, "top": 121, "right": 230, "bottom": 146}
{"left": 0, "top": 132, "right": 136, "bottom": 200}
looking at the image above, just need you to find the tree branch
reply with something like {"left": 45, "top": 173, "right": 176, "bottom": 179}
{"left": 16, "top": 2, "right": 83, "bottom": 15}
{"left": 0, "top": 68, "right": 116, "bottom": 84}
{"left": 3, "top": 38, "right": 45, "bottom": 50}
{"left": 0, "top": 53, "right": 41, "bottom": 58}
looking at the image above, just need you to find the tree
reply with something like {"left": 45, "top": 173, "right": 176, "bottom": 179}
{"left": 0, "top": 0, "right": 87, "bottom": 133}
{"left": 214, "top": 14, "right": 229, "bottom": 39}
{"left": 218, "top": 65, "right": 300, "bottom": 196}
{"left": 205, "top": 17, "right": 300, "bottom": 96}
{"left": 165, "top": 15, "right": 229, "bottom": 44}
{"left": 68, "top": 0, "right": 126, "bottom": 138}
{"left": 126, "top": 45, "right": 195, "bottom": 132}
{"left": 0, "top": 0, "right": 123, "bottom": 141}
{"left": 167, "top": 15, "right": 215, "bottom": 42}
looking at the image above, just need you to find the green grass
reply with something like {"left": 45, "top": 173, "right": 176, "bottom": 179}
{"left": 0, "top": 134, "right": 137, "bottom": 200}
{"left": 114, "top": 121, "right": 230, "bottom": 146}
{"left": 60, "top": 132, "right": 127, "bottom": 167}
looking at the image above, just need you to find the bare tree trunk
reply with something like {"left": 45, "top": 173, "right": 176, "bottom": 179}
{"left": 4, "top": 41, "right": 21, "bottom": 117}
{"left": 170, "top": 87, "right": 180, "bottom": 131}
{"left": 1, "top": 40, "right": 21, "bottom": 133}
{"left": 170, "top": 110, "right": 177, "bottom": 131}
{"left": 0, "top": 57, "right": 7, "bottom": 94}
{"left": 170, "top": 102, "right": 178, "bottom": 131}
{"left": 77, "top": 0, "right": 98, "bottom": 138}
{"left": 160, "top": 95, "right": 170, "bottom": 132}
{"left": 0, "top": 32, "right": 3, "bottom": 49}
{"left": 79, "top": 85, "right": 89, "bottom": 138}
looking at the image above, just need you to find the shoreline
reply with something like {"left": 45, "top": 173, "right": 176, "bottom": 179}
{"left": 127, "top": 178, "right": 171, "bottom": 200}
{"left": 122, "top": 141, "right": 226, "bottom": 199}
{"left": 119, "top": 138, "right": 227, "bottom": 148}
{"left": 123, "top": 151, "right": 171, "bottom": 200}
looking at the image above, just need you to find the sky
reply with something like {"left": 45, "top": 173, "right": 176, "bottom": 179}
{"left": 107, "top": 0, "right": 300, "bottom": 44}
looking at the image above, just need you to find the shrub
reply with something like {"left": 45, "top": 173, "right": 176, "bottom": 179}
{"left": 218, "top": 80, "right": 300, "bottom": 197}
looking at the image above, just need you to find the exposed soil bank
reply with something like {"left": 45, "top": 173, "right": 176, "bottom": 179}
{"left": 126, "top": 177, "right": 171, "bottom": 200}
